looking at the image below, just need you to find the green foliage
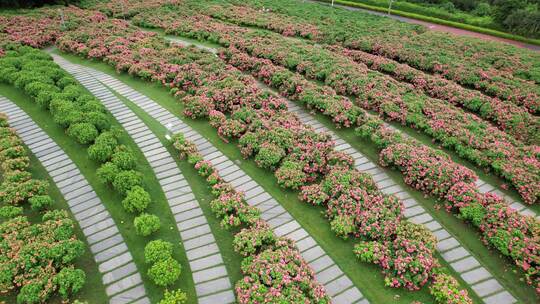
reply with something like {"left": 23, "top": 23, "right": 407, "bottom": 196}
{"left": 112, "top": 170, "right": 143, "bottom": 195}
{"left": 134, "top": 213, "right": 161, "bottom": 236}
{"left": 144, "top": 240, "right": 173, "bottom": 264}
{"left": 122, "top": 186, "right": 151, "bottom": 213}
{"left": 54, "top": 267, "right": 86, "bottom": 300}
{"left": 0, "top": 205, "right": 23, "bottom": 218}
{"left": 28, "top": 195, "right": 53, "bottom": 211}
{"left": 88, "top": 131, "right": 118, "bottom": 162}
{"left": 159, "top": 289, "right": 188, "bottom": 304}
{"left": 111, "top": 146, "right": 137, "bottom": 170}
{"left": 96, "top": 162, "right": 120, "bottom": 184}
{"left": 67, "top": 122, "right": 99, "bottom": 145}
{"left": 148, "top": 257, "right": 181, "bottom": 287}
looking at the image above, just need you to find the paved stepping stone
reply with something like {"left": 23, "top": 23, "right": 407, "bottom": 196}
{"left": 69, "top": 63, "right": 370, "bottom": 304}
{"left": 283, "top": 95, "right": 517, "bottom": 304}
{"left": 51, "top": 57, "right": 235, "bottom": 303}
{"left": 0, "top": 97, "right": 149, "bottom": 304}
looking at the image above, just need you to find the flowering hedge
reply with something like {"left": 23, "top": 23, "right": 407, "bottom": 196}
{"left": 220, "top": 46, "right": 540, "bottom": 294}
{"left": 335, "top": 46, "right": 539, "bottom": 144}
{"left": 172, "top": 133, "right": 329, "bottom": 303}
{"left": 124, "top": 6, "right": 540, "bottom": 205}
{"left": 186, "top": 0, "right": 540, "bottom": 115}
{"left": 0, "top": 113, "right": 87, "bottom": 302}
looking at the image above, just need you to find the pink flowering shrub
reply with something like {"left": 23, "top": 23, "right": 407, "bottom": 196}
{"left": 429, "top": 273, "right": 473, "bottom": 304}
{"left": 237, "top": 241, "right": 329, "bottom": 304}
{"left": 355, "top": 221, "right": 437, "bottom": 290}
{"left": 171, "top": 132, "right": 329, "bottom": 302}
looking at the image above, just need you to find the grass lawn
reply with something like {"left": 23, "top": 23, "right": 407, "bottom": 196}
{"left": 56, "top": 51, "right": 445, "bottom": 304}
{"left": 0, "top": 133, "right": 108, "bottom": 304}
{"left": 0, "top": 83, "right": 197, "bottom": 304}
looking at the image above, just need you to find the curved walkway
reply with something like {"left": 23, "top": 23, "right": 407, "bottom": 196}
{"left": 62, "top": 59, "right": 370, "bottom": 304}
{"left": 52, "top": 55, "right": 235, "bottom": 304}
{"left": 0, "top": 96, "right": 149, "bottom": 304}
{"left": 284, "top": 99, "right": 517, "bottom": 304}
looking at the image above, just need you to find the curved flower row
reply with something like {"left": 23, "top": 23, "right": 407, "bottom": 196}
{"left": 334, "top": 46, "right": 539, "bottom": 144}
{"left": 173, "top": 133, "right": 329, "bottom": 303}
{"left": 179, "top": 0, "right": 540, "bottom": 114}
{"left": 224, "top": 47, "right": 540, "bottom": 295}
{"left": 0, "top": 113, "right": 87, "bottom": 303}
{"left": 123, "top": 7, "right": 540, "bottom": 205}
{"left": 53, "top": 17, "right": 474, "bottom": 299}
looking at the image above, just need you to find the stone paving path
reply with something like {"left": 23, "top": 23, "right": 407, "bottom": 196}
{"left": 60, "top": 60, "right": 371, "bottom": 304}
{"left": 52, "top": 56, "right": 236, "bottom": 304}
{"left": 283, "top": 100, "right": 518, "bottom": 304}
{"left": 0, "top": 96, "right": 149, "bottom": 304}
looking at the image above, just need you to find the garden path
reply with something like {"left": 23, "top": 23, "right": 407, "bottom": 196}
{"left": 52, "top": 55, "right": 236, "bottom": 304}
{"left": 57, "top": 59, "right": 371, "bottom": 304}
{"left": 0, "top": 96, "right": 150, "bottom": 304}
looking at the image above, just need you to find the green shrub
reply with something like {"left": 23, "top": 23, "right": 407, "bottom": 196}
{"left": 28, "top": 195, "right": 53, "bottom": 211}
{"left": 96, "top": 162, "right": 120, "bottom": 184}
{"left": 88, "top": 131, "right": 119, "bottom": 162}
{"left": 159, "top": 289, "right": 187, "bottom": 304}
{"left": 67, "top": 123, "right": 98, "bottom": 145}
{"left": 148, "top": 257, "right": 181, "bottom": 287}
{"left": 54, "top": 267, "right": 86, "bottom": 300}
{"left": 0, "top": 205, "right": 23, "bottom": 218}
{"left": 122, "top": 186, "right": 151, "bottom": 213}
{"left": 84, "top": 111, "right": 110, "bottom": 131}
{"left": 112, "top": 170, "right": 143, "bottom": 195}
{"left": 111, "top": 146, "right": 136, "bottom": 170}
{"left": 254, "top": 143, "right": 285, "bottom": 169}
{"left": 144, "top": 240, "right": 173, "bottom": 264}
{"left": 134, "top": 213, "right": 161, "bottom": 236}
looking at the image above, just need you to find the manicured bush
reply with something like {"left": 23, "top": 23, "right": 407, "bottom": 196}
{"left": 148, "top": 257, "right": 181, "bottom": 287}
{"left": 88, "top": 131, "right": 118, "bottom": 162}
{"left": 67, "top": 122, "right": 99, "bottom": 145}
{"left": 144, "top": 240, "right": 173, "bottom": 264}
{"left": 429, "top": 272, "right": 472, "bottom": 304}
{"left": 28, "top": 194, "right": 53, "bottom": 211}
{"left": 112, "top": 170, "right": 143, "bottom": 195}
{"left": 134, "top": 213, "right": 161, "bottom": 236}
{"left": 96, "top": 162, "right": 120, "bottom": 184}
{"left": 54, "top": 267, "right": 86, "bottom": 300}
{"left": 111, "top": 146, "right": 137, "bottom": 170}
{"left": 122, "top": 186, "right": 151, "bottom": 213}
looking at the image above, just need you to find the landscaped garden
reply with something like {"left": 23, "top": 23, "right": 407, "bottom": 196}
{"left": 0, "top": 0, "right": 538, "bottom": 303}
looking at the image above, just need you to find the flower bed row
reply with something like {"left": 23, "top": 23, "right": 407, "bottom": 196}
{"left": 220, "top": 48, "right": 540, "bottom": 295}
{"left": 334, "top": 45, "right": 539, "bottom": 144}
{"left": 226, "top": 32, "right": 540, "bottom": 206}
{"left": 0, "top": 44, "right": 184, "bottom": 299}
{"left": 54, "top": 17, "right": 471, "bottom": 301}
{"left": 182, "top": 0, "right": 540, "bottom": 114}
{"left": 0, "top": 113, "right": 87, "bottom": 303}
{"left": 172, "top": 133, "right": 329, "bottom": 303}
